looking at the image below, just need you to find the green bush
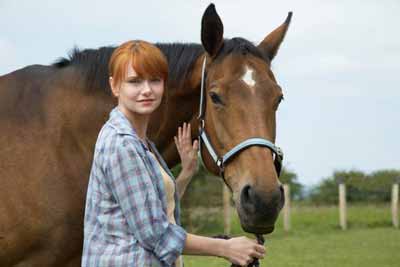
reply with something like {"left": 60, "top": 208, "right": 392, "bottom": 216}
{"left": 310, "top": 169, "right": 400, "bottom": 204}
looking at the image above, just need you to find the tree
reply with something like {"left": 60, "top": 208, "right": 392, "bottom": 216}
{"left": 279, "top": 167, "right": 304, "bottom": 200}
{"left": 309, "top": 169, "right": 400, "bottom": 204}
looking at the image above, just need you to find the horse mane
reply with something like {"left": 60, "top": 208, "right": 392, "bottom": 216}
{"left": 53, "top": 46, "right": 114, "bottom": 94}
{"left": 156, "top": 43, "right": 204, "bottom": 87}
{"left": 52, "top": 43, "right": 205, "bottom": 95}
{"left": 51, "top": 39, "right": 262, "bottom": 95}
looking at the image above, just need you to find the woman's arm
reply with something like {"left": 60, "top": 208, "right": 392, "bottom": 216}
{"left": 176, "top": 168, "right": 195, "bottom": 199}
{"left": 183, "top": 233, "right": 266, "bottom": 266}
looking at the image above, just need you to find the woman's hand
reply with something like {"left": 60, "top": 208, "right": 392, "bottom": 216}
{"left": 223, "top": 236, "right": 266, "bottom": 266}
{"left": 174, "top": 122, "right": 199, "bottom": 178}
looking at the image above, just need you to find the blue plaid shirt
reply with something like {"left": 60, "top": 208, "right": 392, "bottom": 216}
{"left": 82, "top": 107, "right": 187, "bottom": 267}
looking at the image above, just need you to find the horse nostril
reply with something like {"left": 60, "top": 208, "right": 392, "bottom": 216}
{"left": 241, "top": 184, "right": 284, "bottom": 214}
{"left": 241, "top": 184, "right": 260, "bottom": 213}
{"left": 241, "top": 184, "right": 252, "bottom": 204}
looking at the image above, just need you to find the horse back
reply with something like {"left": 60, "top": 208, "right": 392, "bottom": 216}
{"left": 0, "top": 65, "right": 112, "bottom": 266}
{"left": 0, "top": 65, "right": 57, "bottom": 122}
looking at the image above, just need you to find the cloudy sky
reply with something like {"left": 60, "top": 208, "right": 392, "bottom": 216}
{"left": 1, "top": 0, "right": 399, "bottom": 186}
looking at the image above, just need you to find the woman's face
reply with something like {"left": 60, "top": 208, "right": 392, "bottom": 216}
{"left": 111, "top": 63, "right": 164, "bottom": 116}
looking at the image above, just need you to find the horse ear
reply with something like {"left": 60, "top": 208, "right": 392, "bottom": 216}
{"left": 258, "top": 12, "right": 292, "bottom": 61}
{"left": 201, "top": 4, "right": 224, "bottom": 58}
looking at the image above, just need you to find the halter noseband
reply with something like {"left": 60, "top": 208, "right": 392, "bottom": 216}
{"left": 197, "top": 56, "right": 284, "bottom": 182}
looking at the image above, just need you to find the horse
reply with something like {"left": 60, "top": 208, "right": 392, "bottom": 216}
{"left": 0, "top": 4, "right": 291, "bottom": 266}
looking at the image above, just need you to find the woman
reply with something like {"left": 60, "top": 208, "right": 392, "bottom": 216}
{"left": 82, "top": 40, "right": 265, "bottom": 267}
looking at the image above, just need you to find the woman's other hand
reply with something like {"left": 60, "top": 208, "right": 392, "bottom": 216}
{"left": 174, "top": 122, "right": 199, "bottom": 178}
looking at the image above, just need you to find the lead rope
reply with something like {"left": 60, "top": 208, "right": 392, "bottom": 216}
{"left": 212, "top": 234, "right": 265, "bottom": 267}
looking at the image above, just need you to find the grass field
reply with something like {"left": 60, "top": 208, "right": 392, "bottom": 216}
{"left": 182, "top": 204, "right": 400, "bottom": 267}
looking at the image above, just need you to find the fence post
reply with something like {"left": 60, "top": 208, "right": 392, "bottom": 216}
{"left": 338, "top": 177, "right": 347, "bottom": 230}
{"left": 392, "top": 177, "right": 399, "bottom": 229}
{"left": 283, "top": 184, "right": 291, "bottom": 231}
{"left": 223, "top": 184, "right": 231, "bottom": 235}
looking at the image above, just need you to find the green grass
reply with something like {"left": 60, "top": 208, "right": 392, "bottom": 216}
{"left": 182, "top": 204, "right": 400, "bottom": 267}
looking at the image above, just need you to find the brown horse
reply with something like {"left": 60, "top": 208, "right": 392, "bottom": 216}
{"left": 0, "top": 4, "right": 291, "bottom": 267}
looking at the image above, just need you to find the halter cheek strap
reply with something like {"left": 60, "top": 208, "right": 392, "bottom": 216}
{"left": 197, "top": 56, "right": 284, "bottom": 180}
{"left": 198, "top": 56, "right": 208, "bottom": 120}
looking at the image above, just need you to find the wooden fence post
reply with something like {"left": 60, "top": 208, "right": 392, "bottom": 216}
{"left": 223, "top": 184, "right": 231, "bottom": 235}
{"left": 392, "top": 178, "right": 399, "bottom": 229}
{"left": 338, "top": 178, "right": 347, "bottom": 230}
{"left": 283, "top": 184, "right": 290, "bottom": 231}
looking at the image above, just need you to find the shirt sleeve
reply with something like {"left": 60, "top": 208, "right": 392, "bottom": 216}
{"left": 105, "top": 135, "right": 187, "bottom": 266}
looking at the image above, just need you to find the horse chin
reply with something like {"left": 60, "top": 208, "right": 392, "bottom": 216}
{"left": 236, "top": 207, "right": 277, "bottom": 234}
{"left": 242, "top": 224, "right": 275, "bottom": 234}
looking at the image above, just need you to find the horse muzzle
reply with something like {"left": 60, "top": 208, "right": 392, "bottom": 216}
{"left": 237, "top": 183, "right": 285, "bottom": 234}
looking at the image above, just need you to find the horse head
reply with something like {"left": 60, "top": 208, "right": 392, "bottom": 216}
{"left": 199, "top": 4, "right": 292, "bottom": 234}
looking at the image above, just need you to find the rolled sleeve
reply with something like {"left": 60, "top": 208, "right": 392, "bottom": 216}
{"left": 105, "top": 135, "right": 186, "bottom": 266}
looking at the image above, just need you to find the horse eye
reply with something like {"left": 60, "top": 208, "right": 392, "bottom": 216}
{"left": 209, "top": 91, "right": 224, "bottom": 105}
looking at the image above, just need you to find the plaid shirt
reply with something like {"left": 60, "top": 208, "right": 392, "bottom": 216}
{"left": 82, "top": 107, "right": 186, "bottom": 267}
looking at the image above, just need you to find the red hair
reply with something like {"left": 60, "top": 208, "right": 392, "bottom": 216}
{"left": 108, "top": 40, "right": 168, "bottom": 87}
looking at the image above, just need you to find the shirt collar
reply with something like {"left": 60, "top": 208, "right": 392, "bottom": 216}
{"left": 108, "top": 107, "right": 153, "bottom": 152}
{"left": 108, "top": 107, "right": 138, "bottom": 136}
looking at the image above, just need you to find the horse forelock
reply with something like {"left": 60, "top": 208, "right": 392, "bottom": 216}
{"left": 215, "top": 38, "right": 267, "bottom": 63}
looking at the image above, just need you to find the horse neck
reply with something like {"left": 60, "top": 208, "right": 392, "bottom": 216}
{"left": 149, "top": 53, "right": 205, "bottom": 167}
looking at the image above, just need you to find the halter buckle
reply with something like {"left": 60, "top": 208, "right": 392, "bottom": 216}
{"left": 276, "top": 146, "right": 284, "bottom": 159}
{"left": 216, "top": 158, "right": 224, "bottom": 168}
{"left": 200, "top": 119, "right": 205, "bottom": 129}
{"left": 217, "top": 158, "right": 226, "bottom": 179}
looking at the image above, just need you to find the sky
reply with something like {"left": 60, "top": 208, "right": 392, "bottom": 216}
{"left": 1, "top": 0, "right": 399, "bottom": 186}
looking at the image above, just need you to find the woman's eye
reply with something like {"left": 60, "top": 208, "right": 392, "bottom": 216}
{"left": 209, "top": 91, "right": 223, "bottom": 105}
{"left": 128, "top": 79, "right": 142, "bottom": 84}
{"left": 150, "top": 78, "right": 162, "bottom": 83}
